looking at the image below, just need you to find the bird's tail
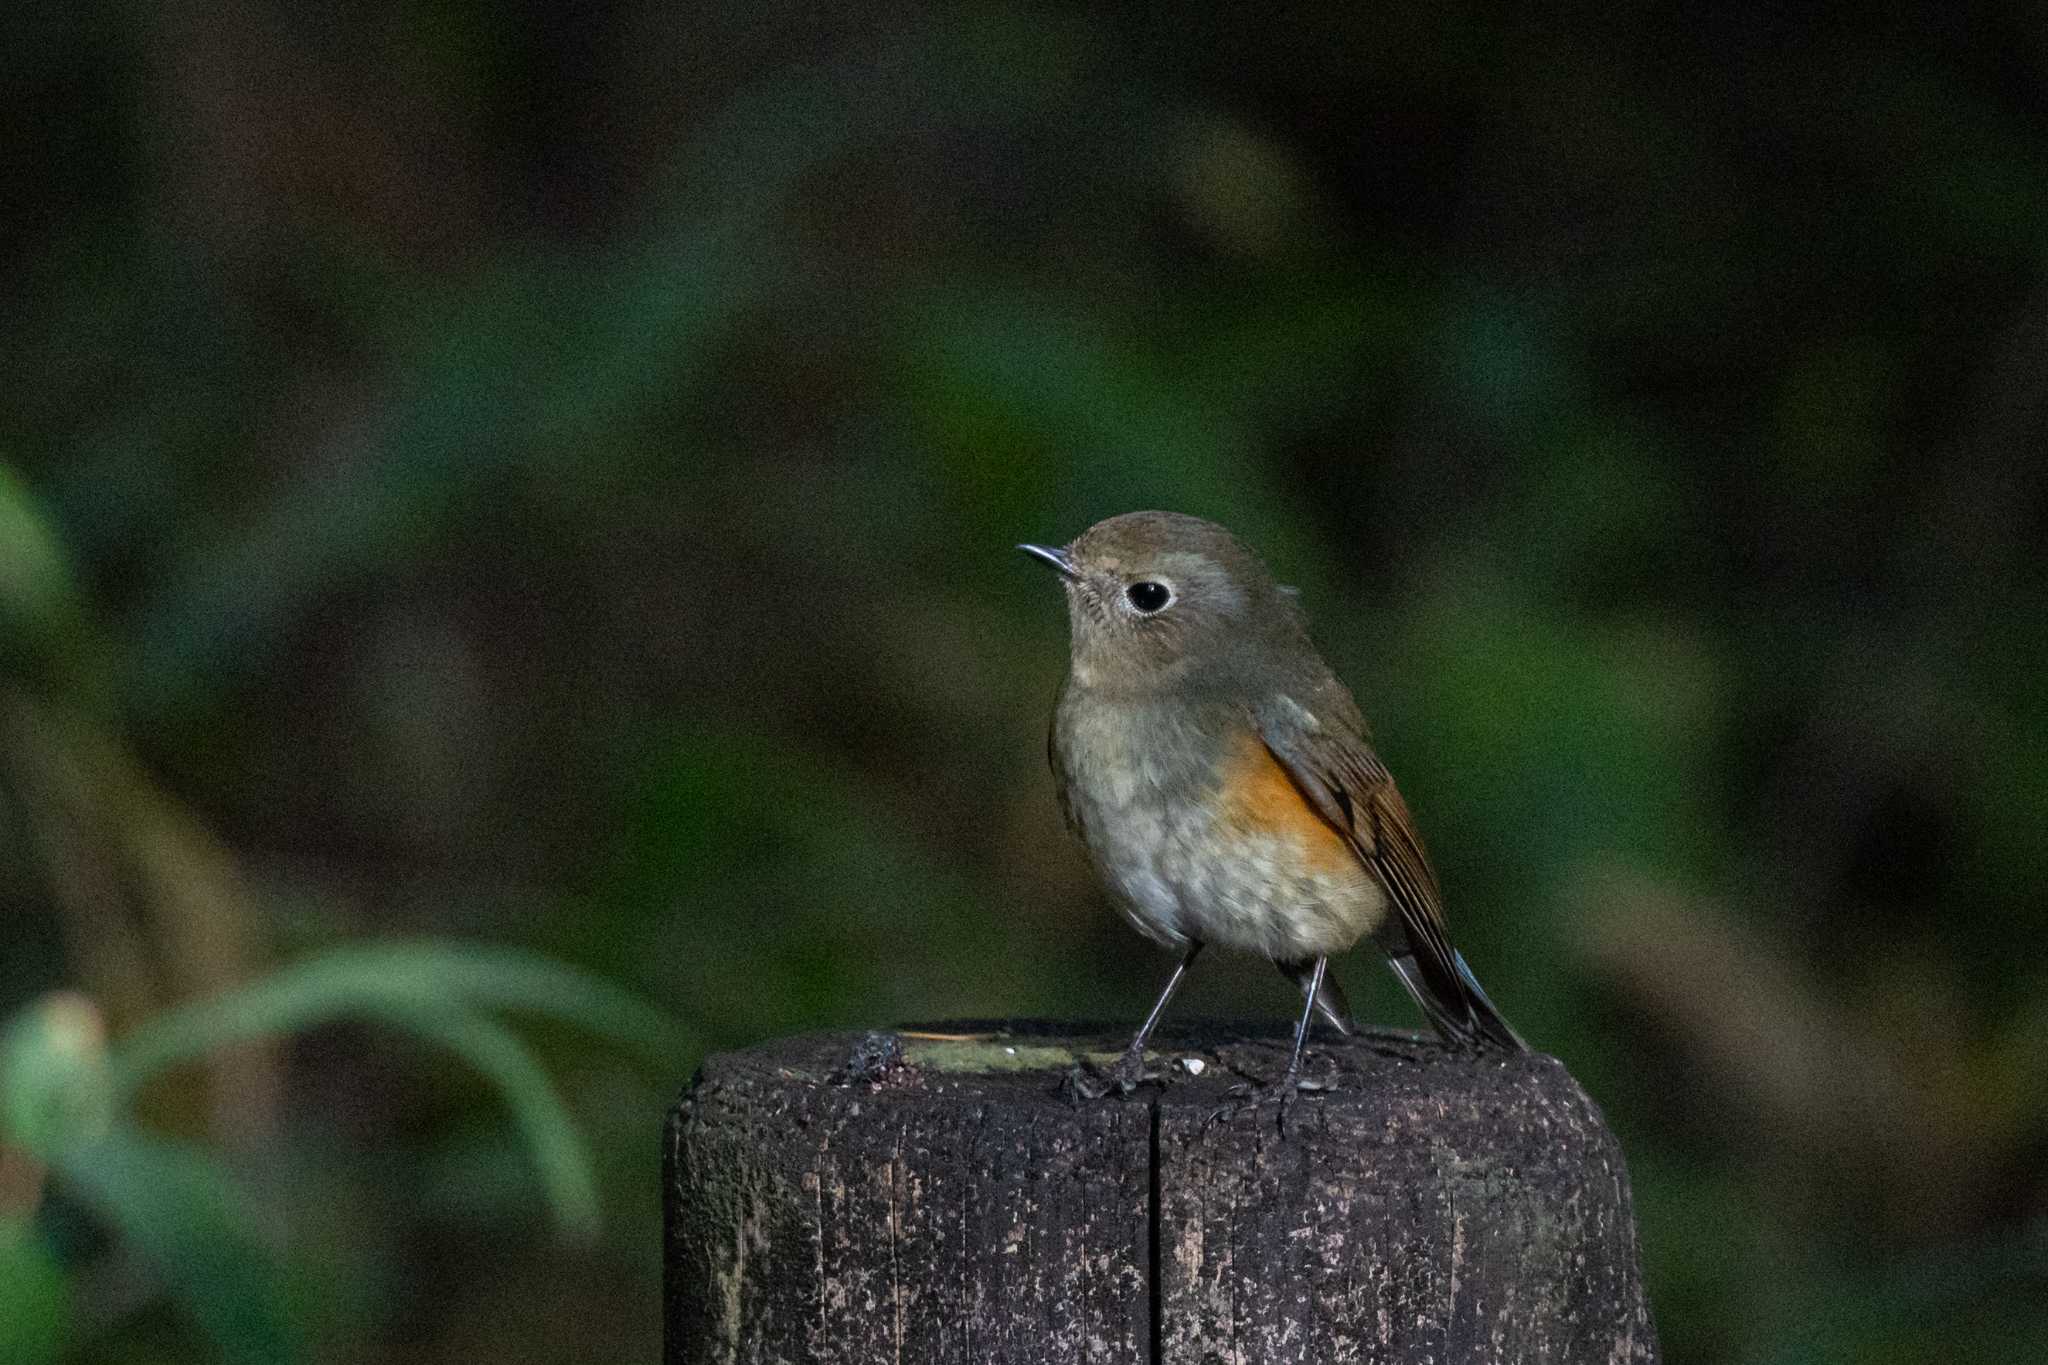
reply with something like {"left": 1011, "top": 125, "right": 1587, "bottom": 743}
{"left": 1387, "top": 950, "right": 1527, "bottom": 1053}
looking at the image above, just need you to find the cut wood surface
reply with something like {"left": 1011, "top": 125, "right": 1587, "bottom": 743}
{"left": 665, "top": 1022, "right": 1659, "bottom": 1364}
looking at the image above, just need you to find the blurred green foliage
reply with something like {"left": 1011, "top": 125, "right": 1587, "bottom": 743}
{"left": 4, "top": 3, "right": 2047, "bottom": 1362}
{"left": 1, "top": 945, "right": 674, "bottom": 1364}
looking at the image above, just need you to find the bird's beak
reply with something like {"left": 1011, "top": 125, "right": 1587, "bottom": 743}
{"left": 1017, "top": 543, "right": 1078, "bottom": 580}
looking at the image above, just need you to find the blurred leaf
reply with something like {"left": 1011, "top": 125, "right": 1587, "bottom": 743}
{"left": 398, "top": 1010, "right": 600, "bottom": 1241}
{"left": 0, "top": 993, "right": 111, "bottom": 1159}
{"left": 107, "top": 941, "right": 683, "bottom": 1102}
{"left": 1436, "top": 291, "right": 1581, "bottom": 445}
{"left": 101, "top": 943, "right": 673, "bottom": 1241}
{"left": 0, "top": 460, "right": 106, "bottom": 706}
{"left": 1503, "top": 424, "right": 1686, "bottom": 601}
{"left": 915, "top": 290, "right": 1238, "bottom": 472}
{"left": 1169, "top": 113, "right": 1317, "bottom": 257}
{"left": 55, "top": 1127, "right": 298, "bottom": 1365}
{"left": 0, "top": 462, "right": 76, "bottom": 636}
{"left": 1171, "top": 268, "right": 1412, "bottom": 431}
{"left": 1393, "top": 572, "right": 1727, "bottom": 891}
{"left": 894, "top": 289, "right": 1307, "bottom": 551}
{"left": 0, "top": 1217, "right": 66, "bottom": 1365}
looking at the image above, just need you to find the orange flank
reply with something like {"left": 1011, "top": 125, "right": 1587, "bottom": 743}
{"left": 1216, "top": 732, "right": 1360, "bottom": 877}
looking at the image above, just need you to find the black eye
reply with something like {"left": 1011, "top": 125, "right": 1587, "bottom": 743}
{"left": 1126, "top": 581, "right": 1172, "bottom": 613}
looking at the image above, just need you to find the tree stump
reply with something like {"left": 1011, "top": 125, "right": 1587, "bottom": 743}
{"left": 664, "top": 1022, "right": 1658, "bottom": 1364}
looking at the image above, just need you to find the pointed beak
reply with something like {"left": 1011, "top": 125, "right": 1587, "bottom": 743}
{"left": 1017, "top": 543, "right": 1078, "bottom": 580}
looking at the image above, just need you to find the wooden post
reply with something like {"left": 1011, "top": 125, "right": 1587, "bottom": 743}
{"left": 665, "top": 1023, "right": 1659, "bottom": 1364}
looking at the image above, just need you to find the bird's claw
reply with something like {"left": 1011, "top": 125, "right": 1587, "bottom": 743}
{"left": 1059, "top": 1049, "right": 1154, "bottom": 1102}
{"left": 1059, "top": 1063, "right": 1113, "bottom": 1102}
{"left": 1208, "top": 1078, "right": 1297, "bottom": 1133}
{"left": 1206, "top": 1063, "right": 1335, "bottom": 1135}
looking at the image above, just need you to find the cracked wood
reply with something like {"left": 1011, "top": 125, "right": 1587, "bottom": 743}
{"left": 665, "top": 1024, "right": 1659, "bottom": 1364}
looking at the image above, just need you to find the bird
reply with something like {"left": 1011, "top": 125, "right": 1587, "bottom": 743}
{"left": 1019, "top": 510, "right": 1525, "bottom": 1103}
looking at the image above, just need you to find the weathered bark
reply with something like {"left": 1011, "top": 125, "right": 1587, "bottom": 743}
{"left": 665, "top": 1022, "right": 1658, "bottom": 1364}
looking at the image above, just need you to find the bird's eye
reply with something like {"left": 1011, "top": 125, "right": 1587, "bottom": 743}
{"left": 1125, "top": 581, "right": 1173, "bottom": 614}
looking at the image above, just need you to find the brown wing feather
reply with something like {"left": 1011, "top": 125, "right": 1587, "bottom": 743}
{"left": 1357, "top": 773, "right": 1472, "bottom": 1015}
{"left": 1257, "top": 718, "right": 1466, "bottom": 1005}
{"left": 1255, "top": 696, "right": 1524, "bottom": 1049}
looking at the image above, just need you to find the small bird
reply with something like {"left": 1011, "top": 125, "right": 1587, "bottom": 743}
{"left": 1020, "top": 511, "right": 1524, "bottom": 1102}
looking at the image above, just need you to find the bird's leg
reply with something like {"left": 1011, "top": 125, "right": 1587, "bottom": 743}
{"left": 1278, "top": 954, "right": 1326, "bottom": 1085}
{"left": 1067, "top": 941, "right": 1202, "bottom": 1099}
{"left": 1211, "top": 955, "right": 1331, "bottom": 1133}
{"left": 1111, "top": 940, "right": 1204, "bottom": 1088}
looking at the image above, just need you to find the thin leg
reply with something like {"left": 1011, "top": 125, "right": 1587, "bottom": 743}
{"left": 1127, "top": 941, "right": 1204, "bottom": 1060}
{"left": 1069, "top": 941, "right": 1203, "bottom": 1099}
{"left": 1205, "top": 953, "right": 1332, "bottom": 1134}
{"left": 1280, "top": 955, "right": 1328, "bottom": 1084}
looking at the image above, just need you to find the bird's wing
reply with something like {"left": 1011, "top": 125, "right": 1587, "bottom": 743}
{"left": 1045, "top": 675, "right": 1089, "bottom": 842}
{"left": 1047, "top": 715, "right": 1077, "bottom": 839}
{"left": 1255, "top": 693, "right": 1522, "bottom": 1051}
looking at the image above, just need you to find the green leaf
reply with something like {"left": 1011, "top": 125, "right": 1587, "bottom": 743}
{"left": 0, "top": 1218, "right": 66, "bottom": 1365}
{"left": 102, "top": 942, "right": 671, "bottom": 1240}
{"left": 397, "top": 1010, "right": 601, "bottom": 1241}
{"left": 0, "top": 461, "right": 79, "bottom": 642}
{"left": 55, "top": 1127, "right": 298, "bottom": 1365}
{"left": 0, "top": 459, "right": 108, "bottom": 705}
{"left": 107, "top": 941, "right": 682, "bottom": 1102}
{"left": 1, "top": 993, "right": 112, "bottom": 1159}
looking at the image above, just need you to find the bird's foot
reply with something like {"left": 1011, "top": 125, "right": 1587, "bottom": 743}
{"left": 1059, "top": 1063, "right": 1113, "bottom": 1102}
{"left": 1059, "top": 1046, "right": 1153, "bottom": 1102}
{"left": 1206, "top": 1059, "right": 1336, "bottom": 1135}
{"left": 1209, "top": 1076, "right": 1305, "bottom": 1134}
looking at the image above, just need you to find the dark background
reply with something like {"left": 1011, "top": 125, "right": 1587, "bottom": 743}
{"left": 4, "top": 3, "right": 2046, "bottom": 1362}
